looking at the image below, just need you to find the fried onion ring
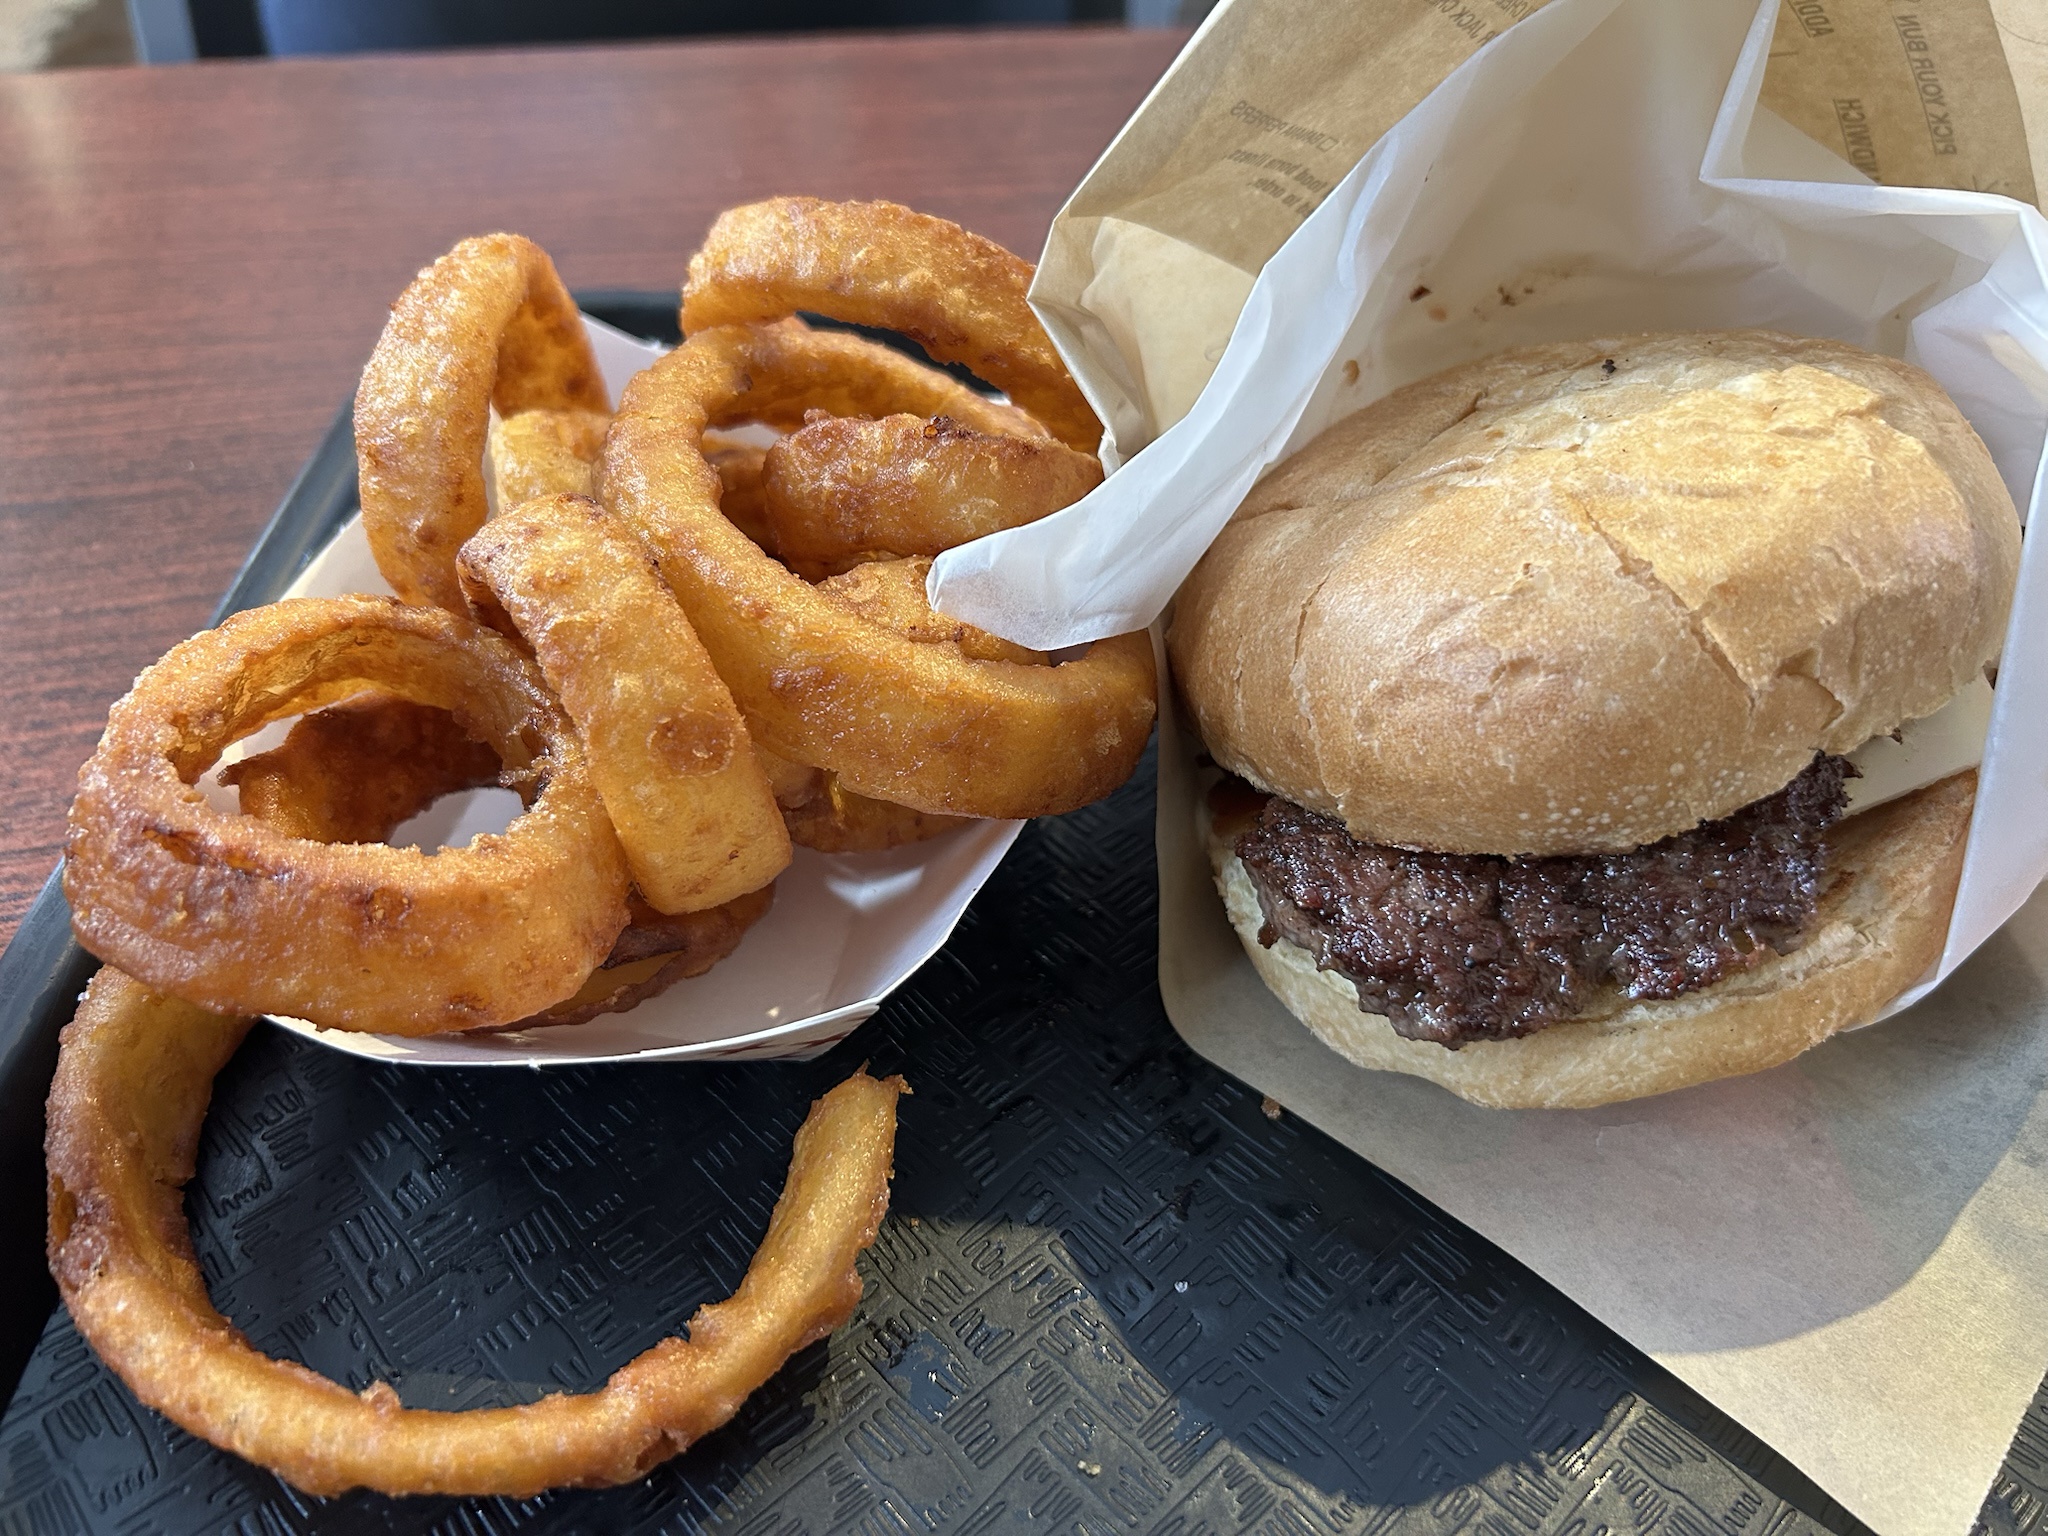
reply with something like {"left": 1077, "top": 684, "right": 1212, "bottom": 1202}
{"left": 224, "top": 695, "right": 770, "bottom": 1028}
{"left": 64, "top": 596, "right": 630, "bottom": 1035}
{"left": 751, "top": 744, "right": 967, "bottom": 852}
{"left": 458, "top": 494, "right": 790, "bottom": 913}
{"left": 489, "top": 406, "right": 610, "bottom": 509}
{"left": 698, "top": 342, "right": 1030, "bottom": 573}
{"left": 816, "top": 556, "right": 1046, "bottom": 666}
{"left": 762, "top": 412, "right": 1100, "bottom": 568}
{"left": 509, "top": 885, "right": 777, "bottom": 1028}
{"left": 220, "top": 694, "right": 504, "bottom": 845}
{"left": 688, "top": 317, "right": 1029, "bottom": 437}
{"left": 784, "top": 778, "right": 971, "bottom": 852}
{"left": 704, "top": 431, "right": 776, "bottom": 550}
{"left": 682, "top": 197, "right": 1099, "bottom": 452}
{"left": 604, "top": 322, "right": 1156, "bottom": 819}
{"left": 47, "top": 965, "right": 904, "bottom": 1497}
{"left": 357, "top": 234, "right": 608, "bottom": 609}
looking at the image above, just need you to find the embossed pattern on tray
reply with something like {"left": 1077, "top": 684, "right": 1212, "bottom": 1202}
{"left": 4, "top": 750, "right": 2044, "bottom": 1535}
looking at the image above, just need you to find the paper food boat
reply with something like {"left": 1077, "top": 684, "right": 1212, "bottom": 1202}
{"left": 233, "top": 317, "right": 1020, "bottom": 1065}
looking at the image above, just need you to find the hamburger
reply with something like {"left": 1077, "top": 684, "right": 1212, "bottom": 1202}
{"left": 1168, "top": 331, "right": 2019, "bottom": 1108}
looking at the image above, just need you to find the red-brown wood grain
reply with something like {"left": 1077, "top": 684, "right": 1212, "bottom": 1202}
{"left": 0, "top": 27, "right": 1184, "bottom": 951}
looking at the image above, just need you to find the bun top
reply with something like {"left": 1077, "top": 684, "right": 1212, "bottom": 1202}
{"left": 1168, "top": 331, "right": 2019, "bottom": 856}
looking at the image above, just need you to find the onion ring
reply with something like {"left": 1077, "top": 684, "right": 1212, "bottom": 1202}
{"left": 782, "top": 777, "right": 971, "bottom": 853}
{"left": 605, "top": 886, "right": 774, "bottom": 968}
{"left": 704, "top": 431, "right": 776, "bottom": 550}
{"left": 511, "top": 885, "right": 776, "bottom": 1029}
{"left": 684, "top": 317, "right": 1030, "bottom": 437}
{"left": 698, "top": 342, "right": 1033, "bottom": 572}
{"left": 489, "top": 406, "right": 610, "bottom": 510}
{"left": 220, "top": 694, "right": 504, "bottom": 845}
{"left": 64, "top": 596, "right": 630, "bottom": 1035}
{"left": 224, "top": 694, "right": 771, "bottom": 1028}
{"left": 46, "top": 965, "right": 904, "bottom": 1497}
{"left": 762, "top": 412, "right": 1101, "bottom": 568}
{"left": 458, "top": 494, "right": 791, "bottom": 913}
{"left": 751, "top": 743, "right": 967, "bottom": 852}
{"left": 816, "top": 556, "right": 1046, "bottom": 666}
{"left": 356, "top": 234, "right": 608, "bottom": 609}
{"left": 797, "top": 559, "right": 1031, "bottom": 847}
{"left": 603, "top": 322, "right": 1157, "bottom": 819}
{"left": 681, "top": 197, "right": 1099, "bottom": 452}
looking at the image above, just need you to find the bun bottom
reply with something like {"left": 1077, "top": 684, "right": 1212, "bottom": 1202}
{"left": 1206, "top": 774, "right": 1975, "bottom": 1109}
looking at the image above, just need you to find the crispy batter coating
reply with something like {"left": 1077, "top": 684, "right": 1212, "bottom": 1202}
{"left": 703, "top": 431, "right": 776, "bottom": 549}
{"left": 751, "top": 742, "right": 969, "bottom": 852}
{"left": 817, "top": 556, "right": 1046, "bottom": 666}
{"left": 220, "top": 694, "right": 503, "bottom": 844}
{"left": 670, "top": 317, "right": 1029, "bottom": 435}
{"left": 64, "top": 597, "right": 630, "bottom": 1035}
{"left": 783, "top": 778, "right": 972, "bottom": 852}
{"left": 763, "top": 411, "right": 1101, "bottom": 567}
{"left": 488, "top": 406, "right": 610, "bottom": 509}
{"left": 47, "top": 965, "right": 903, "bottom": 1497}
{"left": 604, "top": 321, "right": 1156, "bottom": 820}
{"left": 682, "top": 197, "right": 1100, "bottom": 452}
{"left": 459, "top": 494, "right": 791, "bottom": 914}
{"left": 357, "top": 234, "right": 608, "bottom": 609}
{"left": 226, "top": 694, "right": 769, "bottom": 1028}
{"left": 509, "top": 885, "right": 776, "bottom": 1028}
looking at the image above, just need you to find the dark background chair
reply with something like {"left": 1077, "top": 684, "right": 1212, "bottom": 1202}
{"left": 128, "top": 0, "right": 1165, "bottom": 61}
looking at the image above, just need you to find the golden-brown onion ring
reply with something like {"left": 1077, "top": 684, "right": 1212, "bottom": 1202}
{"left": 686, "top": 318, "right": 1030, "bottom": 437}
{"left": 224, "top": 696, "right": 769, "bottom": 1028}
{"left": 751, "top": 743, "right": 967, "bottom": 852}
{"left": 816, "top": 556, "right": 1046, "bottom": 666}
{"left": 785, "top": 554, "right": 1025, "bottom": 851}
{"left": 681, "top": 197, "right": 1099, "bottom": 452}
{"left": 604, "top": 322, "right": 1157, "bottom": 819}
{"left": 607, "top": 886, "right": 773, "bottom": 968}
{"left": 220, "top": 694, "right": 504, "bottom": 845}
{"left": 458, "top": 494, "right": 790, "bottom": 914}
{"left": 489, "top": 406, "right": 610, "bottom": 510}
{"left": 704, "top": 432, "right": 776, "bottom": 550}
{"left": 509, "top": 885, "right": 776, "bottom": 1029}
{"left": 356, "top": 234, "right": 608, "bottom": 609}
{"left": 763, "top": 412, "right": 1101, "bottom": 568}
{"left": 64, "top": 596, "right": 630, "bottom": 1035}
{"left": 783, "top": 779, "right": 971, "bottom": 853}
{"left": 47, "top": 965, "right": 904, "bottom": 1497}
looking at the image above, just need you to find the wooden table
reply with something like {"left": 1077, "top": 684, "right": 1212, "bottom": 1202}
{"left": 0, "top": 27, "right": 1184, "bottom": 951}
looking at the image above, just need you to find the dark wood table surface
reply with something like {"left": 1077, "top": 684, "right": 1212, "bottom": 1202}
{"left": 0, "top": 26, "right": 1184, "bottom": 954}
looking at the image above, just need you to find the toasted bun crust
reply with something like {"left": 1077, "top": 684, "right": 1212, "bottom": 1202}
{"left": 1169, "top": 332, "right": 2018, "bottom": 855}
{"left": 1205, "top": 772, "right": 1975, "bottom": 1109}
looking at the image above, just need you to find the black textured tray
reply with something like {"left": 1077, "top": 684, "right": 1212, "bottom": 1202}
{"left": 3, "top": 296, "right": 2043, "bottom": 1536}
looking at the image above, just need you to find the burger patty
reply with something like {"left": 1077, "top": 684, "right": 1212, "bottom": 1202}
{"left": 1236, "top": 756, "right": 1851, "bottom": 1046}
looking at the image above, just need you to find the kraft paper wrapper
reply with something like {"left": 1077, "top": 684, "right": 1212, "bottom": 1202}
{"left": 923, "top": 0, "right": 2048, "bottom": 1531}
{"left": 1762, "top": 0, "right": 2036, "bottom": 206}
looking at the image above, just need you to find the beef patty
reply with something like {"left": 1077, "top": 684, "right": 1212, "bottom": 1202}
{"left": 1234, "top": 756, "right": 1850, "bottom": 1046}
